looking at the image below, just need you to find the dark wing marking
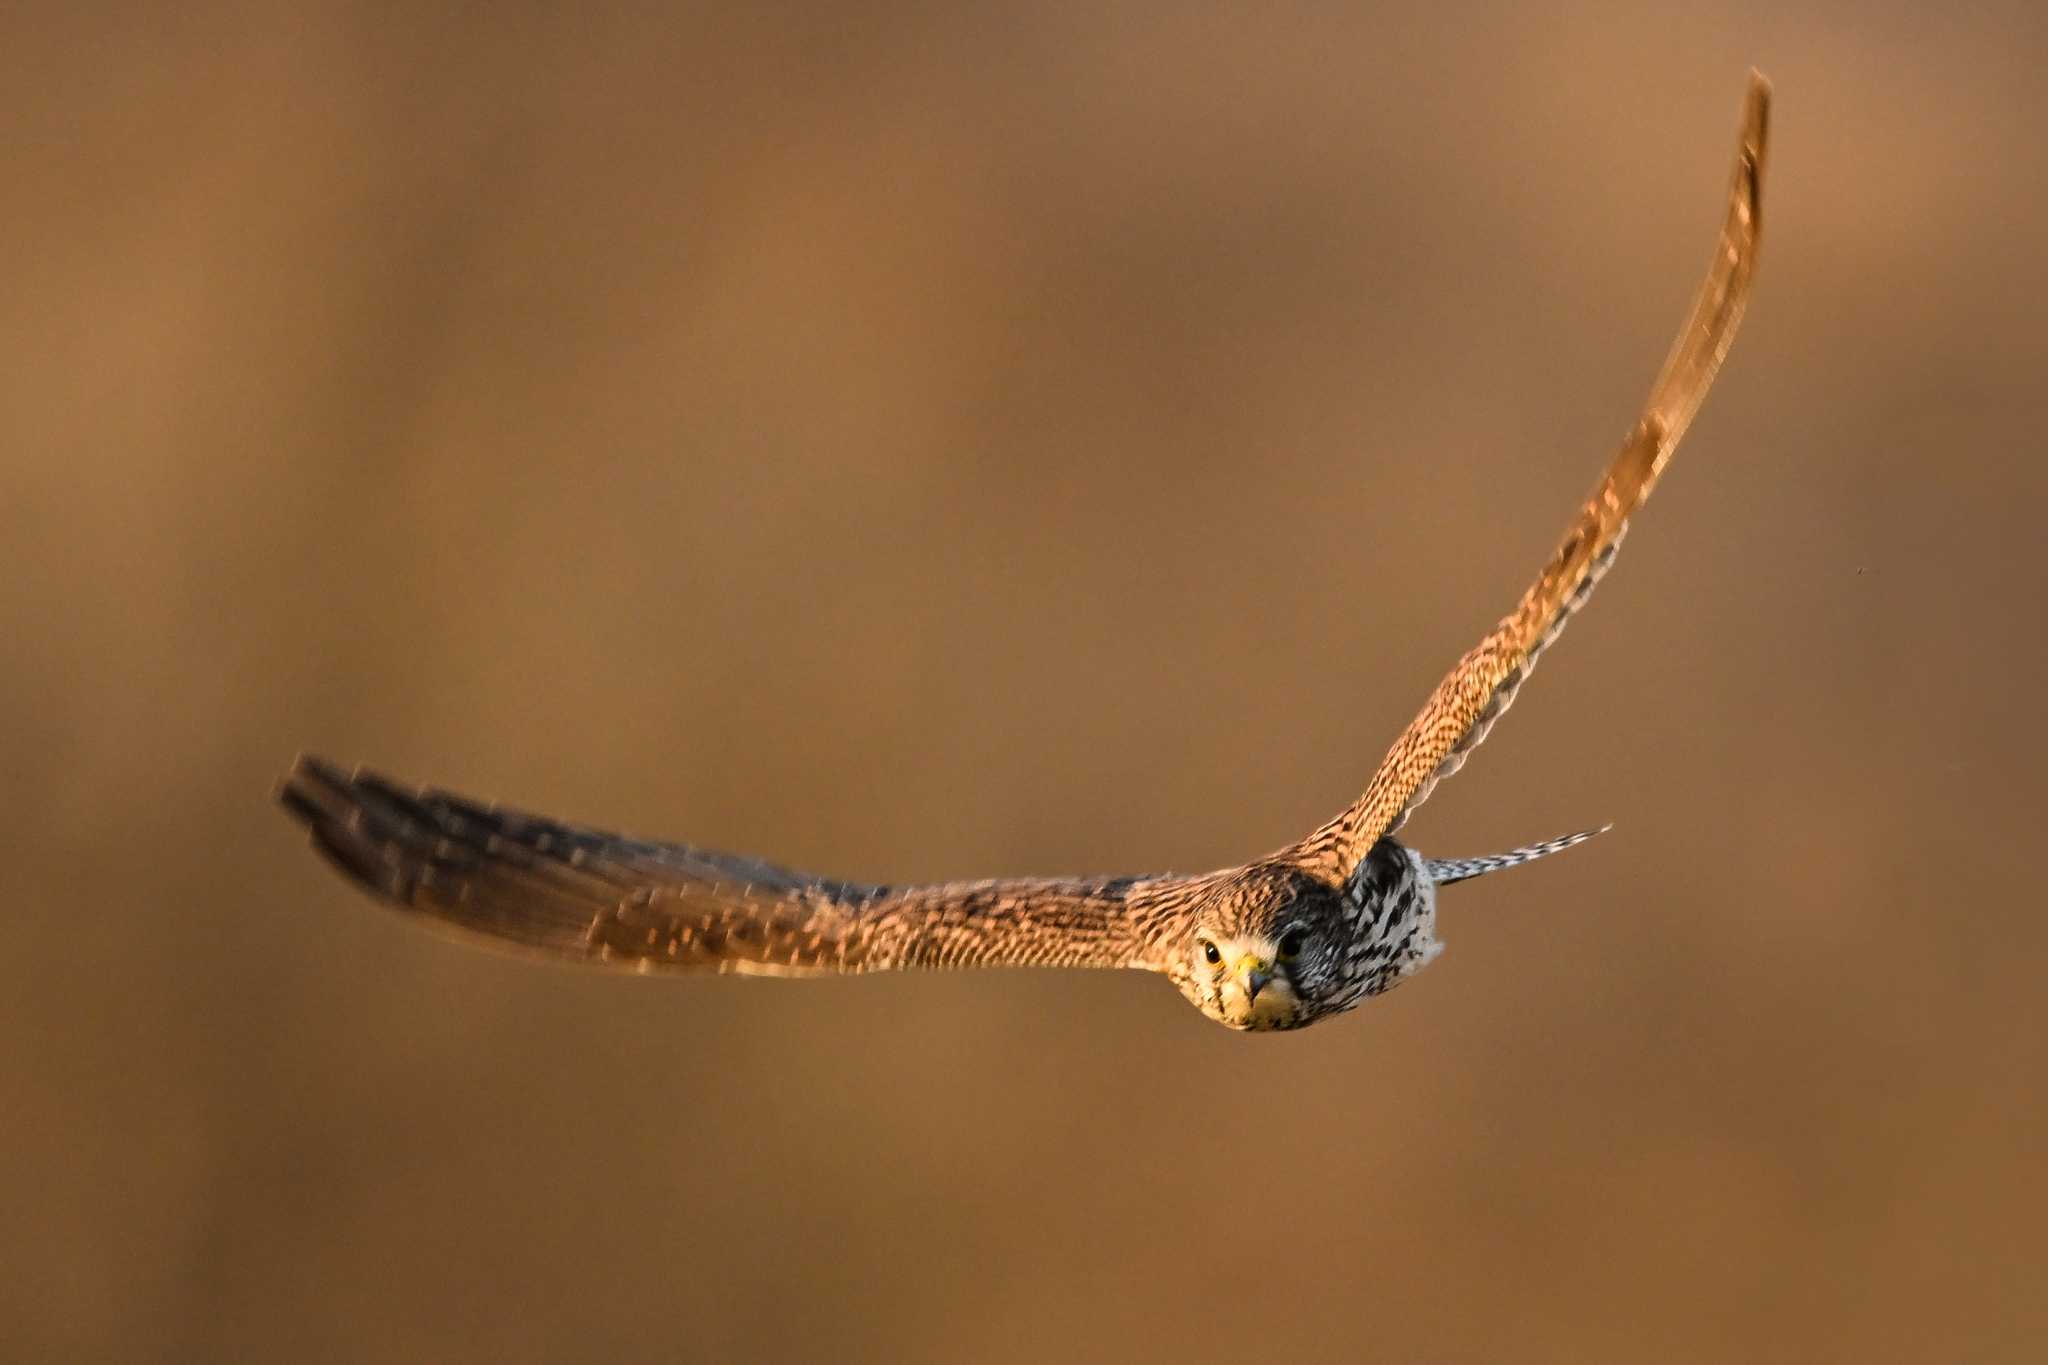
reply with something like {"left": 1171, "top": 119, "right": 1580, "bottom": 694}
{"left": 1289, "top": 72, "right": 1768, "bottom": 880}
{"left": 279, "top": 756, "right": 1179, "bottom": 975}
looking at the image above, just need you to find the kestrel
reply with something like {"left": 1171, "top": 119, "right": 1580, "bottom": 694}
{"left": 281, "top": 74, "right": 1768, "bottom": 1031}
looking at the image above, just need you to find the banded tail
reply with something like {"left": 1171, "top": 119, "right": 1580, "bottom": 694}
{"left": 1422, "top": 826, "right": 1610, "bottom": 887}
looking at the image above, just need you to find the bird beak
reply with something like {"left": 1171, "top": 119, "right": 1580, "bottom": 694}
{"left": 1238, "top": 956, "right": 1273, "bottom": 1003}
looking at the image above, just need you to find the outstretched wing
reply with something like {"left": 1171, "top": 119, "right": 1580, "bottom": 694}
{"left": 279, "top": 756, "right": 1178, "bottom": 975}
{"left": 1289, "top": 72, "right": 1769, "bottom": 881}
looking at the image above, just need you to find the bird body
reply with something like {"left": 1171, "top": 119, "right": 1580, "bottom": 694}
{"left": 280, "top": 74, "right": 1770, "bottom": 1033}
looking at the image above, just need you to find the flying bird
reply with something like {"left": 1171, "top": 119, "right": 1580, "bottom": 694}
{"left": 280, "top": 74, "right": 1769, "bottom": 1031}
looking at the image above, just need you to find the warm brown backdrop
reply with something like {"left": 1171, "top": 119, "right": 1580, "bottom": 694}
{"left": 6, "top": 3, "right": 2045, "bottom": 1361}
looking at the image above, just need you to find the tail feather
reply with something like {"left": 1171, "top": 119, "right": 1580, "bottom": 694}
{"left": 1423, "top": 825, "right": 1610, "bottom": 887}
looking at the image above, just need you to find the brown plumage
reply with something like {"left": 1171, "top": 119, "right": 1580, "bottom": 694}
{"left": 1285, "top": 73, "right": 1768, "bottom": 882}
{"left": 280, "top": 73, "right": 1769, "bottom": 1031}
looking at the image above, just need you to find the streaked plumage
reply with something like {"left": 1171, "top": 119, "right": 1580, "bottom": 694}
{"left": 280, "top": 74, "right": 1769, "bottom": 1031}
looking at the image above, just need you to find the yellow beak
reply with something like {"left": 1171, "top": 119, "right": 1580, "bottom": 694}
{"left": 1236, "top": 954, "right": 1274, "bottom": 1003}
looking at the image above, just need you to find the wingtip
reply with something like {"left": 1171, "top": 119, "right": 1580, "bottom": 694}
{"left": 277, "top": 753, "right": 321, "bottom": 815}
{"left": 1740, "top": 69, "right": 1771, "bottom": 171}
{"left": 276, "top": 751, "right": 340, "bottom": 810}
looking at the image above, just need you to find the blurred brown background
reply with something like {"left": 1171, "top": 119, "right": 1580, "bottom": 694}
{"left": 6, "top": 2, "right": 2046, "bottom": 1361}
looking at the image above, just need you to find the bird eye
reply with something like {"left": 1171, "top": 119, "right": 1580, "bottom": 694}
{"left": 1277, "top": 930, "right": 1304, "bottom": 961}
{"left": 1201, "top": 940, "right": 1222, "bottom": 965}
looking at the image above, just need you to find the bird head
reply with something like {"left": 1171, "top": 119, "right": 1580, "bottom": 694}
{"left": 1169, "top": 867, "right": 1350, "bottom": 1031}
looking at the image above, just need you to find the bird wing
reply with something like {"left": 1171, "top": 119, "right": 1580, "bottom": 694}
{"left": 1287, "top": 73, "right": 1769, "bottom": 881}
{"left": 279, "top": 756, "right": 1181, "bottom": 975}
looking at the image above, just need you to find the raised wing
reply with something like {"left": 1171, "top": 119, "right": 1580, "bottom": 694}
{"left": 1288, "top": 72, "right": 1769, "bottom": 882}
{"left": 279, "top": 756, "right": 1178, "bottom": 975}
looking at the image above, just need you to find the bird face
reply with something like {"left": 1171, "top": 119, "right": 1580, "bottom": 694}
{"left": 1170, "top": 870, "right": 1355, "bottom": 1031}
{"left": 1181, "top": 929, "right": 1307, "bottom": 1030}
